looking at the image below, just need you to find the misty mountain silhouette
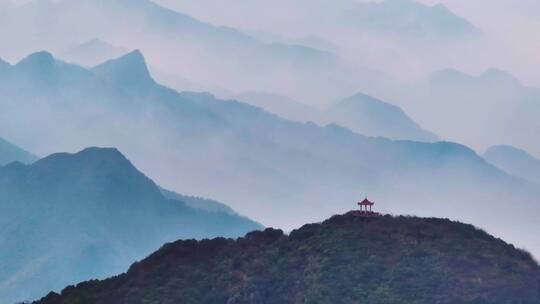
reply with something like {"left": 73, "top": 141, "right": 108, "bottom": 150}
{"left": 0, "top": 50, "right": 539, "bottom": 260}
{"left": 343, "top": 0, "right": 479, "bottom": 39}
{"left": 36, "top": 213, "right": 540, "bottom": 304}
{"left": 405, "top": 67, "right": 540, "bottom": 157}
{"left": 0, "top": 137, "right": 37, "bottom": 166}
{"left": 0, "top": 147, "right": 261, "bottom": 303}
{"left": 61, "top": 38, "right": 128, "bottom": 67}
{"left": 327, "top": 93, "right": 438, "bottom": 142}
{"left": 235, "top": 91, "right": 437, "bottom": 143}
{"left": 0, "top": 0, "right": 391, "bottom": 104}
{"left": 484, "top": 145, "right": 540, "bottom": 185}
{"left": 93, "top": 50, "right": 157, "bottom": 94}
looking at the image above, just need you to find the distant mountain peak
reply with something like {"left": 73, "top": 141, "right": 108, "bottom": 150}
{"left": 482, "top": 68, "right": 521, "bottom": 86}
{"left": 61, "top": 38, "right": 128, "bottom": 67}
{"left": 93, "top": 49, "right": 156, "bottom": 91}
{"left": 347, "top": 0, "right": 479, "bottom": 38}
{"left": 76, "top": 38, "right": 125, "bottom": 54}
{"left": 84, "top": 37, "right": 109, "bottom": 46}
{"left": 328, "top": 92, "right": 438, "bottom": 142}
{"left": 428, "top": 67, "right": 522, "bottom": 86}
{"left": 427, "top": 68, "right": 473, "bottom": 83}
{"left": 35, "top": 147, "right": 131, "bottom": 169}
{"left": 0, "top": 137, "right": 37, "bottom": 166}
{"left": 15, "top": 51, "right": 56, "bottom": 71}
{"left": 71, "top": 146, "right": 124, "bottom": 159}
{"left": 486, "top": 145, "right": 530, "bottom": 157}
{"left": 0, "top": 145, "right": 262, "bottom": 303}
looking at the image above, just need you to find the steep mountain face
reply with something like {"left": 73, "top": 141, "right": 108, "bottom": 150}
{"left": 93, "top": 50, "right": 157, "bottom": 94}
{"left": 36, "top": 213, "right": 540, "bottom": 304}
{"left": 484, "top": 145, "right": 540, "bottom": 185}
{"left": 0, "top": 51, "right": 539, "bottom": 259}
{"left": 0, "top": 137, "right": 37, "bottom": 166}
{"left": 0, "top": 147, "right": 261, "bottom": 303}
{"left": 326, "top": 93, "right": 438, "bottom": 142}
{"left": 0, "top": 0, "right": 390, "bottom": 104}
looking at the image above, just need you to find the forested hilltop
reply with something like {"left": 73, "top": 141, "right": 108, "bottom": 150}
{"left": 37, "top": 213, "right": 540, "bottom": 304}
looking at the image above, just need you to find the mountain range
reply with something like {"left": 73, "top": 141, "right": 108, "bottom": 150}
{"left": 0, "top": 50, "right": 538, "bottom": 259}
{"left": 0, "top": 0, "right": 391, "bottom": 104}
{"left": 389, "top": 68, "right": 540, "bottom": 157}
{"left": 155, "top": 0, "right": 479, "bottom": 40}
{"left": 341, "top": 0, "right": 479, "bottom": 39}
{"left": 236, "top": 92, "right": 438, "bottom": 142}
{"left": 0, "top": 147, "right": 261, "bottom": 303}
{"left": 150, "top": 0, "right": 484, "bottom": 83}
{"left": 36, "top": 213, "right": 540, "bottom": 304}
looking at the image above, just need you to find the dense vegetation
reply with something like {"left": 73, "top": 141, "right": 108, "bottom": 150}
{"left": 37, "top": 213, "right": 540, "bottom": 304}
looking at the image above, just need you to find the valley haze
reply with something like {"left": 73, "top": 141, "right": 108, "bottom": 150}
{"left": 0, "top": 0, "right": 539, "bottom": 303}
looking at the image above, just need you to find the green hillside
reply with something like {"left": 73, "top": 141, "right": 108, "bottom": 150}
{"left": 37, "top": 213, "right": 540, "bottom": 304}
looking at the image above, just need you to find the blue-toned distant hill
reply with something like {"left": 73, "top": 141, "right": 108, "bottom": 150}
{"left": 36, "top": 214, "right": 540, "bottom": 304}
{"left": 154, "top": 0, "right": 479, "bottom": 40}
{"left": 235, "top": 91, "right": 438, "bottom": 142}
{"left": 397, "top": 68, "right": 540, "bottom": 157}
{"left": 0, "top": 147, "right": 261, "bottom": 303}
{"left": 0, "top": 51, "right": 538, "bottom": 261}
{"left": 160, "top": 188, "right": 238, "bottom": 215}
{"left": 327, "top": 93, "right": 438, "bottom": 142}
{"left": 342, "top": 0, "right": 479, "bottom": 39}
{"left": 0, "top": 136, "right": 37, "bottom": 165}
{"left": 484, "top": 145, "right": 540, "bottom": 185}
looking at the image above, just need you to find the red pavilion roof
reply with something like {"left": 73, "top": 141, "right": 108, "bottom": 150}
{"left": 358, "top": 198, "right": 374, "bottom": 206}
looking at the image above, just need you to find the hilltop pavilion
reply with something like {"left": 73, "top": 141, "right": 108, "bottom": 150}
{"left": 356, "top": 198, "right": 380, "bottom": 217}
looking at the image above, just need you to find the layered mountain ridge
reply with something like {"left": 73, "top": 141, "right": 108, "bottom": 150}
{"left": 0, "top": 0, "right": 391, "bottom": 104}
{"left": 0, "top": 50, "right": 538, "bottom": 260}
